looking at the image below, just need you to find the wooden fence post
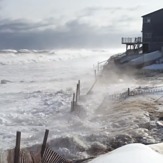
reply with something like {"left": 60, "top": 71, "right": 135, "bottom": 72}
{"left": 14, "top": 131, "right": 21, "bottom": 163}
{"left": 97, "top": 62, "right": 100, "bottom": 72}
{"left": 128, "top": 88, "right": 130, "bottom": 96}
{"left": 78, "top": 80, "right": 80, "bottom": 97}
{"left": 41, "top": 129, "right": 49, "bottom": 158}
{"left": 94, "top": 70, "right": 96, "bottom": 80}
{"left": 76, "top": 83, "right": 79, "bottom": 103}
{"left": 71, "top": 93, "right": 75, "bottom": 112}
{"left": 71, "top": 101, "right": 73, "bottom": 112}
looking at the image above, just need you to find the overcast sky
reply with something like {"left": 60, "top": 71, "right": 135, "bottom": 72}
{"left": 0, "top": 0, "right": 162, "bottom": 50}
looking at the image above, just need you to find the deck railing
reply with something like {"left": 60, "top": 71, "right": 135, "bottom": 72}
{"left": 122, "top": 37, "right": 142, "bottom": 44}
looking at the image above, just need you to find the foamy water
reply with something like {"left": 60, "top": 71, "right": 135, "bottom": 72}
{"left": 1, "top": 49, "right": 161, "bottom": 160}
{"left": 0, "top": 49, "right": 113, "bottom": 153}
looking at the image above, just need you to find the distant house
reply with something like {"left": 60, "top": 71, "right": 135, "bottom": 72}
{"left": 142, "top": 8, "right": 163, "bottom": 53}
{"left": 122, "top": 8, "right": 163, "bottom": 54}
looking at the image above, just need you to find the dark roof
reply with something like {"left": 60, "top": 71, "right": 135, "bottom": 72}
{"left": 142, "top": 8, "right": 163, "bottom": 17}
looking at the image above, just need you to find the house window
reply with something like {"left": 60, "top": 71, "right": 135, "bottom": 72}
{"left": 144, "top": 17, "right": 151, "bottom": 23}
{"left": 144, "top": 33, "right": 152, "bottom": 38}
{"left": 147, "top": 17, "right": 151, "bottom": 23}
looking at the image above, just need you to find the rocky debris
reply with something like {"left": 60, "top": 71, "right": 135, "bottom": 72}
{"left": 1, "top": 79, "right": 12, "bottom": 84}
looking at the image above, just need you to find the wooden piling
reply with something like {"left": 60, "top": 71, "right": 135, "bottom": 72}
{"left": 41, "top": 129, "right": 49, "bottom": 158}
{"left": 14, "top": 131, "right": 21, "bottom": 163}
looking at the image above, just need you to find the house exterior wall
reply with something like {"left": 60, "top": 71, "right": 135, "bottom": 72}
{"left": 142, "top": 9, "right": 163, "bottom": 53}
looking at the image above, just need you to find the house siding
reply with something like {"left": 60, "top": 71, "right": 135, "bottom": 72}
{"left": 142, "top": 9, "right": 163, "bottom": 53}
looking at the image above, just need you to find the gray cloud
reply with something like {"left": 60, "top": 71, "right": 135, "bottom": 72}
{"left": 0, "top": 19, "right": 55, "bottom": 32}
{"left": 0, "top": 15, "right": 140, "bottom": 49}
{"left": 0, "top": 0, "right": 4, "bottom": 10}
{"left": 81, "top": 6, "right": 142, "bottom": 16}
{"left": 0, "top": 5, "right": 142, "bottom": 49}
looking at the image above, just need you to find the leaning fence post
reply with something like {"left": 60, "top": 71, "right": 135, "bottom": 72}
{"left": 41, "top": 129, "right": 49, "bottom": 158}
{"left": 128, "top": 88, "right": 130, "bottom": 96}
{"left": 14, "top": 131, "right": 21, "bottom": 163}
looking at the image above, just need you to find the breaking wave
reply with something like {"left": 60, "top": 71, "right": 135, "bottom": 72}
{"left": 0, "top": 49, "right": 113, "bottom": 65}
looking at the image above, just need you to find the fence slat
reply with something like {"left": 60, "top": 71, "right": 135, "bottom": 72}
{"left": 42, "top": 147, "right": 67, "bottom": 163}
